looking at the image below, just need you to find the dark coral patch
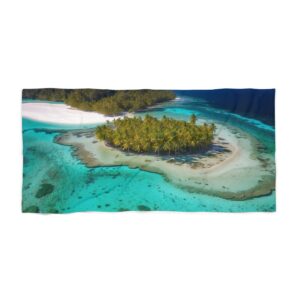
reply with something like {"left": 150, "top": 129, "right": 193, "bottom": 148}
{"left": 23, "top": 205, "right": 40, "bottom": 213}
{"left": 118, "top": 208, "right": 129, "bottom": 212}
{"left": 137, "top": 205, "right": 151, "bottom": 211}
{"left": 35, "top": 183, "right": 55, "bottom": 198}
{"left": 47, "top": 208, "right": 59, "bottom": 214}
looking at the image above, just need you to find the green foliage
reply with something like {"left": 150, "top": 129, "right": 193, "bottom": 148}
{"left": 22, "top": 88, "right": 66, "bottom": 101}
{"left": 66, "top": 90, "right": 176, "bottom": 115}
{"left": 96, "top": 115, "right": 216, "bottom": 155}
{"left": 22, "top": 89, "right": 175, "bottom": 115}
{"left": 22, "top": 88, "right": 114, "bottom": 102}
{"left": 190, "top": 113, "right": 197, "bottom": 125}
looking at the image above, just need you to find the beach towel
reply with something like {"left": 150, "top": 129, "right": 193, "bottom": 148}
{"left": 22, "top": 89, "right": 275, "bottom": 213}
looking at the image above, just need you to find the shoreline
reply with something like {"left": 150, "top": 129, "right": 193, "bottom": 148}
{"left": 22, "top": 102, "right": 123, "bottom": 125}
{"left": 55, "top": 125, "right": 275, "bottom": 200}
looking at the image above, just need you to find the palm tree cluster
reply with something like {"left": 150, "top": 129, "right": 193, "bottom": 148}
{"left": 22, "top": 89, "right": 175, "bottom": 116}
{"left": 88, "top": 90, "right": 175, "bottom": 115}
{"left": 22, "top": 88, "right": 114, "bottom": 103}
{"left": 96, "top": 114, "right": 216, "bottom": 155}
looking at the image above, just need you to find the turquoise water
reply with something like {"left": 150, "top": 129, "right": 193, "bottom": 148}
{"left": 22, "top": 96, "right": 276, "bottom": 213}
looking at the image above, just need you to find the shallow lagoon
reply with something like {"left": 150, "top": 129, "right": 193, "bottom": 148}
{"left": 22, "top": 95, "right": 275, "bottom": 212}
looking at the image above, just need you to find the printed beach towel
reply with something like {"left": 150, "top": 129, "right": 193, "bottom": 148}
{"left": 22, "top": 89, "right": 275, "bottom": 213}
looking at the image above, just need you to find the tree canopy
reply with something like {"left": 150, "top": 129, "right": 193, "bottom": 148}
{"left": 22, "top": 88, "right": 175, "bottom": 115}
{"left": 96, "top": 115, "right": 216, "bottom": 155}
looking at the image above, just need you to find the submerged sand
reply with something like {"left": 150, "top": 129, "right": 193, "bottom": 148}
{"left": 22, "top": 102, "right": 122, "bottom": 124}
{"left": 55, "top": 124, "right": 275, "bottom": 200}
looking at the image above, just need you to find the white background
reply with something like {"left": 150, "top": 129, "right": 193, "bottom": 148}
{"left": 0, "top": 0, "right": 299, "bottom": 299}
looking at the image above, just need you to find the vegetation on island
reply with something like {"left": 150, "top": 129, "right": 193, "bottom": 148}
{"left": 22, "top": 88, "right": 175, "bottom": 115}
{"left": 96, "top": 114, "right": 216, "bottom": 155}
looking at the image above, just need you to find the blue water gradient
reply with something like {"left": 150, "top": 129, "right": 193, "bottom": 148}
{"left": 22, "top": 95, "right": 275, "bottom": 213}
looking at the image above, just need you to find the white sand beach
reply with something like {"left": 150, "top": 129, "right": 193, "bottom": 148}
{"left": 22, "top": 102, "right": 122, "bottom": 125}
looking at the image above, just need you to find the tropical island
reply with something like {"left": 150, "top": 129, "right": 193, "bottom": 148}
{"left": 22, "top": 88, "right": 176, "bottom": 115}
{"left": 22, "top": 88, "right": 276, "bottom": 212}
{"left": 96, "top": 115, "right": 216, "bottom": 154}
{"left": 55, "top": 118, "right": 275, "bottom": 201}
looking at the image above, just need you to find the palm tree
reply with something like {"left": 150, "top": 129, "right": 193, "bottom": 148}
{"left": 190, "top": 114, "right": 197, "bottom": 125}
{"left": 95, "top": 116, "right": 215, "bottom": 154}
